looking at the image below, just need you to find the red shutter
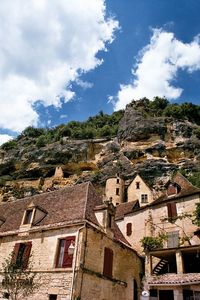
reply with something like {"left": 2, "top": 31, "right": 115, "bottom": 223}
{"left": 126, "top": 223, "right": 132, "bottom": 236}
{"left": 62, "top": 236, "right": 75, "bottom": 268}
{"left": 167, "top": 203, "right": 172, "bottom": 218}
{"left": 11, "top": 243, "right": 21, "bottom": 264}
{"left": 171, "top": 203, "right": 177, "bottom": 217}
{"left": 167, "top": 203, "right": 177, "bottom": 220}
{"left": 103, "top": 247, "right": 113, "bottom": 278}
{"left": 23, "top": 242, "right": 32, "bottom": 269}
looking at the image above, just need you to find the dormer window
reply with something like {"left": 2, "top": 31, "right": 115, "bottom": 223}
{"left": 23, "top": 209, "right": 34, "bottom": 225}
{"left": 22, "top": 205, "right": 47, "bottom": 226}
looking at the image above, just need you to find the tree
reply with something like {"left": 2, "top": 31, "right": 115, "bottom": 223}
{"left": 0, "top": 253, "right": 39, "bottom": 300}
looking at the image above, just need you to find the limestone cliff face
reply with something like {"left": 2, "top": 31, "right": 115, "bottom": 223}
{"left": 1, "top": 100, "right": 200, "bottom": 201}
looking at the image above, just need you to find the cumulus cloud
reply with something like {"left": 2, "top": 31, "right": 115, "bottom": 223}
{"left": 114, "top": 29, "right": 200, "bottom": 110}
{"left": 0, "top": 134, "right": 13, "bottom": 146}
{"left": 0, "top": 0, "right": 119, "bottom": 132}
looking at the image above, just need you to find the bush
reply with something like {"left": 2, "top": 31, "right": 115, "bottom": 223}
{"left": 36, "top": 135, "right": 47, "bottom": 148}
{"left": 21, "top": 126, "right": 45, "bottom": 138}
{"left": 1, "top": 141, "right": 17, "bottom": 151}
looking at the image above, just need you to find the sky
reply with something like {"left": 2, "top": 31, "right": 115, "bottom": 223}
{"left": 1, "top": 0, "right": 200, "bottom": 144}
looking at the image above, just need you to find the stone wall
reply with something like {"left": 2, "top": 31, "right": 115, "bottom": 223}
{"left": 74, "top": 225, "right": 143, "bottom": 300}
{"left": 0, "top": 225, "right": 82, "bottom": 300}
{"left": 117, "top": 193, "right": 200, "bottom": 254}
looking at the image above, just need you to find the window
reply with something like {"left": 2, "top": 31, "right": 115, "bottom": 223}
{"left": 49, "top": 295, "right": 57, "bottom": 300}
{"left": 126, "top": 223, "right": 132, "bottom": 236}
{"left": 12, "top": 242, "right": 32, "bottom": 268}
{"left": 167, "top": 202, "right": 177, "bottom": 221}
{"left": 136, "top": 182, "right": 140, "bottom": 189}
{"left": 56, "top": 236, "right": 75, "bottom": 268}
{"left": 116, "top": 188, "right": 119, "bottom": 195}
{"left": 103, "top": 247, "right": 113, "bottom": 278}
{"left": 141, "top": 194, "right": 148, "bottom": 203}
{"left": 23, "top": 209, "right": 34, "bottom": 225}
{"left": 116, "top": 178, "right": 119, "bottom": 184}
{"left": 167, "top": 231, "right": 179, "bottom": 248}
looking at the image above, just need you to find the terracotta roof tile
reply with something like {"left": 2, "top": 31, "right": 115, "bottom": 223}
{"left": 148, "top": 273, "right": 200, "bottom": 286}
{"left": 152, "top": 173, "right": 200, "bottom": 205}
{"left": 115, "top": 200, "right": 139, "bottom": 220}
{"left": 0, "top": 182, "right": 102, "bottom": 233}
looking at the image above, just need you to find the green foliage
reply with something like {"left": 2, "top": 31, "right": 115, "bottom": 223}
{"left": 179, "top": 169, "right": 200, "bottom": 188}
{"left": 193, "top": 128, "right": 200, "bottom": 139}
{"left": 1, "top": 253, "right": 39, "bottom": 300}
{"left": 193, "top": 203, "right": 200, "bottom": 227}
{"left": 21, "top": 126, "right": 45, "bottom": 138}
{"left": 35, "top": 135, "right": 47, "bottom": 148}
{"left": 1, "top": 141, "right": 17, "bottom": 151}
{"left": 140, "top": 233, "right": 167, "bottom": 252}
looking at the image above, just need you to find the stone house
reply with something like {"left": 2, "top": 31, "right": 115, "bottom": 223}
{"left": 105, "top": 173, "right": 154, "bottom": 206}
{"left": 0, "top": 182, "right": 142, "bottom": 300}
{"left": 114, "top": 173, "right": 200, "bottom": 300}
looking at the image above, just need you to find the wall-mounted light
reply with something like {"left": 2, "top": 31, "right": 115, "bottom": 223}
{"left": 68, "top": 241, "right": 75, "bottom": 255}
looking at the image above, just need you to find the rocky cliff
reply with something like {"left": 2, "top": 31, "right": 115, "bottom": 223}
{"left": 1, "top": 99, "right": 200, "bottom": 201}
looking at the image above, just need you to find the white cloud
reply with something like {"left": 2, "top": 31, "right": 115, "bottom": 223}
{"left": 76, "top": 79, "right": 94, "bottom": 89}
{"left": 114, "top": 29, "right": 200, "bottom": 110}
{"left": 0, "top": 134, "right": 13, "bottom": 146}
{"left": 0, "top": 0, "right": 119, "bottom": 132}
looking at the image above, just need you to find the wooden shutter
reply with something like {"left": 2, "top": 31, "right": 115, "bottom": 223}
{"left": 167, "top": 202, "right": 177, "bottom": 220}
{"left": 11, "top": 243, "right": 21, "bottom": 264}
{"left": 126, "top": 223, "right": 132, "bottom": 236}
{"left": 103, "top": 247, "right": 113, "bottom": 278}
{"left": 62, "top": 236, "right": 75, "bottom": 268}
{"left": 23, "top": 242, "right": 32, "bottom": 269}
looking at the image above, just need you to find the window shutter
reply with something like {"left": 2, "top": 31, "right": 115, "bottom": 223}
{"left": 126, "top": 223, "right": 132, "bottom": 236}
{"left": 11, "top": 243, "right": 21, "bottom": 264}
{"left": 103, "top": 247, "right": 113, "bottom": 278}
{"left": 62, "top": 236, "right": 75, "bottom": 268}
{"left": 167, "top": 203, "right": 177, "bottom": 220}
{"left": 23, "top": 242, "right": 32, "bottom": 269}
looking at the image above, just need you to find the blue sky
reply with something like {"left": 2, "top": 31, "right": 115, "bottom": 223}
{"left": 0, "top": 0, "right": 200, "bottom": 144}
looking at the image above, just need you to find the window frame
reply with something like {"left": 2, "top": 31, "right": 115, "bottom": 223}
{"left": 55, "top": 236, "right": 75, "bottom": 268}
{"left": 141, "top": 194, "right": 148, "bottom": 203}
{"left": 136, "top": 182, "right": 140, "bottom": 189}
{"left": 126, "top": 223, "right": 132, "bottom": 236}
{"left": 12, "top": 242, "right": 32, "bottom": 269}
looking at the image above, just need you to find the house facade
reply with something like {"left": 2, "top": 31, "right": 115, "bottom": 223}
{"left": 114, "top": 173, "right": 200, "bottom": 300}
{"left": 0, "top": 182, "right": 142, "bottom": 300}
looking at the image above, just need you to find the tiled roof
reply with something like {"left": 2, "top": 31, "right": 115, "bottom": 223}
{"left": 113, "top": 223, "right": 131, "bottom": 246}
{"left": 152, "top": 173, "right": 200, "bottom": 205}
{"left": 148, "top": 273, "right": 200, "bottom": 286}
{"left": 0, "top": 182, "right": 102, "bottom": 233}
{"left": 0, "top": 182, "right": 131, "bottom": 249}
{"left": 115, "top": 200, "right": 139, "bottom": 220}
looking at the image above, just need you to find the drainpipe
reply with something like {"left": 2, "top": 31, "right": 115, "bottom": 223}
{"left": 70, "top": 224, "right": 86, "bottom": 300}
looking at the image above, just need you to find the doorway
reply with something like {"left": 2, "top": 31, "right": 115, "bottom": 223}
{"left": 159, "top": 290, "right": 174, "bottom": 300}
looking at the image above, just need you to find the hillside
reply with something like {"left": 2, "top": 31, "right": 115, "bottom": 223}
{"left": 1, "top": 97, "right": 200, "bottom": 201}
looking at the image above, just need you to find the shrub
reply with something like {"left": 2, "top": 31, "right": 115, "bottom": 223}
{"left": 1, "top": 141, "right": 17, "bottom": 151}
